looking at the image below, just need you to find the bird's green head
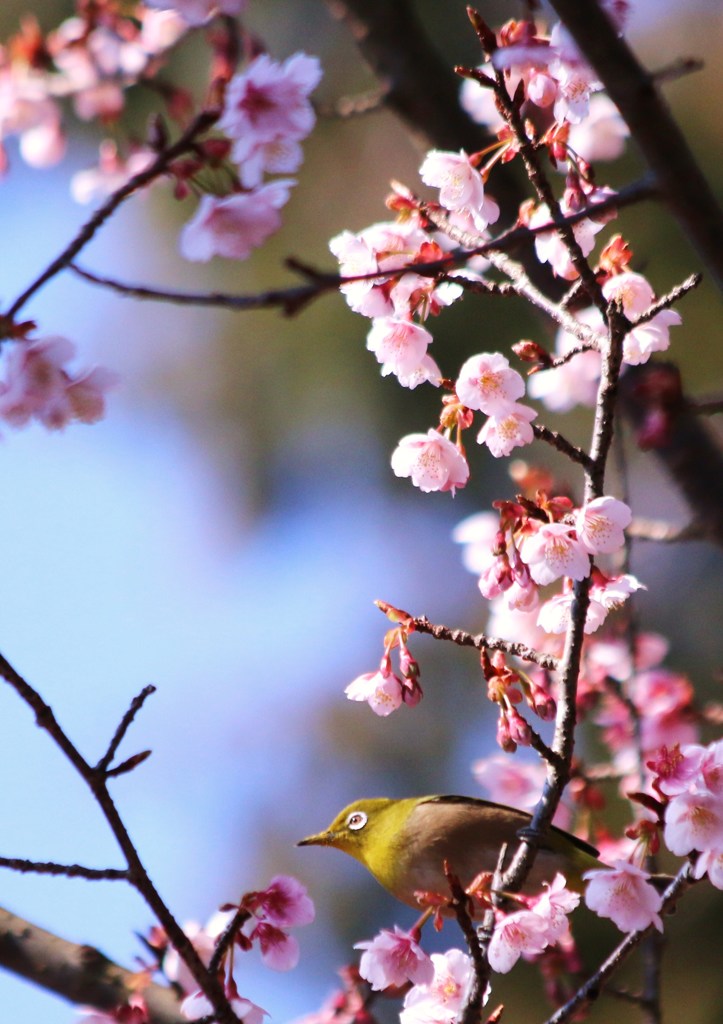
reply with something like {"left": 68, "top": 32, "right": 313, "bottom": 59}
{"left": 297, "top": 797, "right": 418, "bottom": 877}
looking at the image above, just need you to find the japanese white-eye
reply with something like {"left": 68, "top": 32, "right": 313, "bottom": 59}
{"left": 298, "top": 795, "right": 602, "bottom": 908}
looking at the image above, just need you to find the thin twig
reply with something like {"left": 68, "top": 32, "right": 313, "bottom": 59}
{"left": 70, "top": 264, "right": 338, "bottom": 317}
{"left": 410, "top": 616, "right": 560, "bottom": 671}
{"left": 542, "top": 866, "right": 693, "bottom": 1024}
{"left": 445, "top": 868, "right": 489, "bottom": 1024}
{"left": 0, "top": 652, "right": 240, "bottom": 1024}
{"left": 2, "top": 109, "right": 220, "bottom": 326}
{"left": 533, "top": 424, "right": 594, "bottom": 468}
{"left": 0, "top": 857, "right": 128, "bottom": 881}
{"left": 546, "top": 0, "right": 723, "bottom": 293}
{"left": 631, "top": 273, "right": 701, "bottom": 328}
{"left": 208, "top": 907, "right": 252, "bottom": 976}
{"left": 97, "top": 685, "right": 157, "bottom": 773}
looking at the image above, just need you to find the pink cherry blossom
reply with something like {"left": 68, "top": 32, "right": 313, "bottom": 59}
{"left": 164, "top": 915, "right": 230, "bottom": 994}
{"left": 488, "top": 908, "right": 550, "bottom": 973}
{"left": 488, "top": 598, "right": 556, "bottom": 653}
{"left": 478, "top": 402, "right": 537, "bottom": 457}
{"left": 391, "top": 430, "right": 469, "bottom": 494}
{"left": 583, "top": 861, "right": 664, "bottom": 933}
{"left": 220, "top": 53, "right": 321, "bottom": 150}
{"left": 452, "top": 511, "right": 500, "bottom": 575}
{"left": 247, "top": 875, "right": 315, "bottom": 928}
{"left": 345, "top": 669, "right": 404, "bottom": 716}
{"left": 400, "top": 949, "right": 474, "bottom": 1024}
{"left": 629, "top": 669, "right": 696, "bottom": 754}
{"left": 139, "top": 9, "right": 189, "bottom": 54}
{"left": 366, "top": 318, "right": 432, "bottom": 379}
{"left": 663, "top": 790, "right": 723, "bottom": 856}
{"left": 233, "top": 136, "right": 305, "bottom": 189}
{"left": 355, "top": 926, "right": 433, "bottom": 991}
{"left": 530, "top": 201, "right": 605, "bottom": 280}
{"left": 531, "top": 874, "right": 580, "bottom": 943}
{"left": 567, "top": 94, "right": 629, "bottom": 163}
{"left": 519, "top": 522, "right": 590, "bottom": 586}
{"left": 527, "top": 307, "right": 603, "bottom": 412}
{"left": 456, "top": 352, "right": 525, "bottom": 413}
{"left": 180, "top": 181, "right": 294, "bottom": 262}
{"left": 181, "top": 991, "right": 266, "bottom": 1024}
{"left": 396, "top": 353, "right": 443, "bottom": 390}
{"left": 71, "top": 141, "right": 155, "bottom": 205}
{"left": 621, "top": 309, "right": 682, "bottom": 365}
{"left": 0, "top": 336, "right": 117, "bottom": 431}
{"left": 459, "top": 68, "right": 504, "bottom": 133}
{"left": 249, "top": 921, "right": 300, "bottom": 971}
{"left": 650, "top": 744, "right": 705, "bottom": 798}
{"left": 420, "top": 150, "right": 499, "bottom": 232}
{"left": 601, "top": 272, "right": 682, "bottom": 365}
{"left": 472, "top": 755, "right": 545, "bottom": 809}
{"left": 501, "top": 575, "right": 540, "bottom": 613}
{"left": 0, "top": 67, "right": 66, "bottom": 171}
{"left": 329, "top": 221, "right": 430, "bottom": 319}
{"left": 575, "top": 496, "right": 632, "bottom": 554}
{"left": 537, "top": 572, "right": 644, "bottom": 635}
{"left": 693, "top": 849, "right": 723, "bottom": 890}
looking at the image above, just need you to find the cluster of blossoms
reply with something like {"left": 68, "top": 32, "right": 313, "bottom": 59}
{"left": 353, "top": 933, "right": 474, "bottom": 1024}
{"left": 345, "top": 616, "right": 422, "bottom": 717}
{"left": 0, "top": 3, "right": 323, "bottom": 438}
{"left": 461, "top": 6, "right": 630, "bottom": 141}
{"left": 652, "top": 739, "right": 723, "bottom": 889}
{"left": 97, "top": 875, "right": 315, "bottom": 1024}
{"left": 454, "top": 492, "right": 639, "bottom": 632}
{"left": 75, "top": 874, "right": 313, "bottom": 1024}
{"left": 0, "top": 2, "right": 199, "bottom": 175}
{"left": 0, "top": 335, "right": 116, "bottom": 431}
{"left": 179, "top": 49, "right": 322, "bottom": 262}
{"left": 1, "top": 2, "right": 321, "bottom": 264}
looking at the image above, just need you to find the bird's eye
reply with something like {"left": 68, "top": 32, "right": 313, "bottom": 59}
{"left": 346, "top": 811, "right": 368, "bottom": 831}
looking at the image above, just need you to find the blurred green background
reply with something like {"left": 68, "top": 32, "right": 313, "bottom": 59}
{"left": 0, "top": 1, "right": 721, "bottom": 1022}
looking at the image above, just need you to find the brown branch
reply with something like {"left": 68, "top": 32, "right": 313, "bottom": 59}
{"left": 96, "top": 685, "right": 156, "bottom": 774}
{"left": 69, "top": 263, "right": 337, "bottom": 317}
{"left": 445, "top": 868, "right": 489, "bottom": 1024}
{"left": 630, "top": 273, "right": 701, "bottom": 328}
{"left": 0, "top": 652, "right": 239, "bottom": 1024}
{"left": 410, "top": 615, "right": 560, "bottom": 670}
{"left": 0, "top": 906, "right": 185, "bottom": 1024}
{"left": 546, "top": 0, "right": 723, "bottom": 293}
{"left": 69, "top": 179, "right": 655, "bottom": 321}
{"left": 1, "top": 109, "right": 220, "bottom": 327}
{"left": 533, "top": 424, "right": 594, "bottom": 468}
{"left": 0, "top": 858, "right": 128, "bottom": 881}
{"left": 542, "top": 866, "right": 694, "bottom": 1024}
{"left": 322, "top": 0, "right": 525, "bottom": 217}
{"left": 208, "top": 908, "right": 251, "bottom": 976}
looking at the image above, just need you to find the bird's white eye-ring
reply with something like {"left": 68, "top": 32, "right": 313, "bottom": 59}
{"left": 346, "top": 810, "right": 368, "bottom": 831}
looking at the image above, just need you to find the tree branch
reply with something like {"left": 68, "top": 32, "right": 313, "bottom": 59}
{"left": 546, "top": 0, "right": 723, "bottom": 292}
{"left": 410, "top": 615, "right": 559, "bottom": 671}
{"left": 0, "top": 906, "right": 185, "bottom": 1024}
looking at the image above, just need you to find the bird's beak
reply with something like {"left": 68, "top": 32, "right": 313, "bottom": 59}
{"left": 297, "top": 829, "right": 334, "bottom": 847}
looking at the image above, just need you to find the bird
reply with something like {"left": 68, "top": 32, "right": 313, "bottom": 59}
{"left": 297, "top": 795, "right": 602, "bottom": 910}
